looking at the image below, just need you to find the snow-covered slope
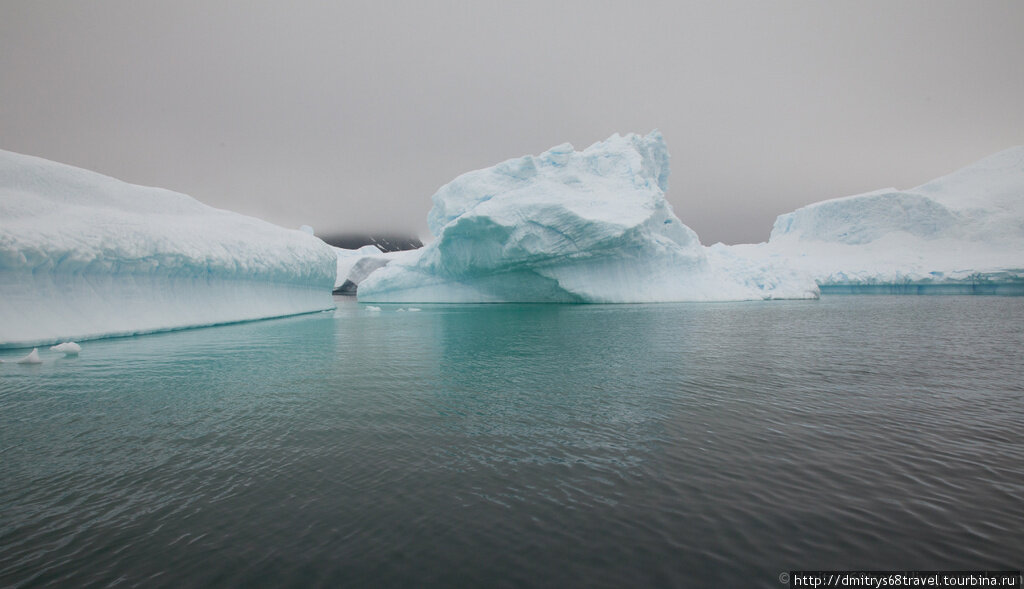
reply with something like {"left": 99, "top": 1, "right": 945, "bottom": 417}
{"left": 0, "top": 149, "right": 337, "bottom": 347}
{"left": 740, "top": 146, "right": 1024, "bottom": 289}
{"left": 359, "top": 132, "right": 817, "bottom": 303}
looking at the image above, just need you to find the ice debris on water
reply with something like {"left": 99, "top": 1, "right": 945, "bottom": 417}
{"left": 16, "top": 348, "right": 42, "bottom": 364}
{"left": 50, "top": 342, "right": 82, "bottom": 355}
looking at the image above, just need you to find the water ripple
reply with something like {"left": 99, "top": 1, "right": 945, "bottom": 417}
{"left": 1, "top": 297, "right": 1023, "bottom": 587}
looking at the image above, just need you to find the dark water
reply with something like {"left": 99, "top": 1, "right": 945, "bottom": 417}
{"left": 1, "top": 297, "right": 1022, "bottom": 588}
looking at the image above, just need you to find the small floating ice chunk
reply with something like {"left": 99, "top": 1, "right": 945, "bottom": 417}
{"left": 407, "top": 308, "right": 421, "bottom": 312}
{"left": 16, "top": 348, "right": 42, "bottom": 364}
{"left": 364, "top": 305, "right": 382, "bottom": 312}
{"left": 50, "top": 342, "right": 81, "bottom": 355}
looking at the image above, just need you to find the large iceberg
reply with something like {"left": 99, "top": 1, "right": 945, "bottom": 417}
{"left": 0, "top": 149, "right": 337, "bottom": 347}
{"left": 359, "top": 132, "right": 817, "bottom": 303}
{"left": 730, "top": 146, "right": 1024, "bottom": 293}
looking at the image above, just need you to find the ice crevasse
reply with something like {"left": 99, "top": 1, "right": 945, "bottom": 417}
{"left": 0, "top": 149, "right": 337, "bottom": 348}
{"left": 358, "top": 131, "right": 817, "bottom": 303}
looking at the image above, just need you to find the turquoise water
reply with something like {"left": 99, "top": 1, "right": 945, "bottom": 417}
{"left": 2, "top": 297, "right": 1023, "bottom": 587}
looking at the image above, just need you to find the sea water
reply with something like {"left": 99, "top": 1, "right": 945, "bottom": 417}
{"left": 1, "top": 297, "right": 1022, "bottom": 587}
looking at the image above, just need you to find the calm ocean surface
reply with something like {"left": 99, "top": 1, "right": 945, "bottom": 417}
{"left": 1, "top": 296, "right": 1022, "bottom": 588}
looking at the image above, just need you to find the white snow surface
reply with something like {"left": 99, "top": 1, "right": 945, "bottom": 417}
{"left": 0, "top": 149, "right": 336, "bottom": 347}
{"left": 743, "top": 146, "right": 1024, "bottom": 285}
{"left": 359, "top": 131, "right": 817, "bottom": 303}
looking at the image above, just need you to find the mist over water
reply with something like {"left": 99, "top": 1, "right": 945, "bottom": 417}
{"left": 2, "top": 297, "right": 1022, "bottom": 587}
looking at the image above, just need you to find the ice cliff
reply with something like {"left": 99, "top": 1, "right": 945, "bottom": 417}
{"left": 0, "top": 149, "right": 337, "bottom": 347}
{"left": 359, "top": 132, "right": 817, "bottom": 303}
{"left": 729, "top": 146, "right": 1024, "bottom": 292}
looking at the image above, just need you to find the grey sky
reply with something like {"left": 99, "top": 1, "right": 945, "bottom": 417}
{"left": 2, "top": 1, "right": 1022, "bottom": 244}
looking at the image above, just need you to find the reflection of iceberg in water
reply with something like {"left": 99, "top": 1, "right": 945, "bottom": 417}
{"left": 429, "top": 304, "right": 690, "bottom": 486}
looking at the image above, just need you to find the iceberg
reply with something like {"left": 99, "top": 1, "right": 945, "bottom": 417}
{"left": 15, "top": 348, "right": 42, "bottom": 364}
{"left": 50, "top": 341, "right": 82, "bottom": 356}
{"left": 331, "top": 244, "right": 416, "bottom": 295}
{"left": 734, "top": 146, "right": 1024, "bottom": 293}
{"left": 359, "top": 132, "right": 817, "bottom": 303}
{"left": 0, "top": 149, "right": 337, "bottom": 348}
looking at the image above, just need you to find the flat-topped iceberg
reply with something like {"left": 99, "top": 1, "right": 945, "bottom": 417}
{"left": 0, "top": 149, "right": 336, "bottom": 347}
{"left": 359, "top": 132, "right": 817, "bottom": 303}
{"left": 731, "top": 145, "right": 1024, "bottom": 293}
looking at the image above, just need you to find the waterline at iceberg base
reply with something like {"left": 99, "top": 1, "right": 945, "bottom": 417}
{"left": 3, "top": 131, "right": 1022, "bottom": 345}
{"left": 0, "top": 149, "right": 337, "bottom": 348}
{"left": 0, "top": 271, "right": 334, "bottom": 348}
{"left": 816, "top": 275, "right": 1024, "bottom": 296}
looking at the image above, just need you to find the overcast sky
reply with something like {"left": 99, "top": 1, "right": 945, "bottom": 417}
{"left": 2, "top": 1, "right": 1022, "bottom": 244}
